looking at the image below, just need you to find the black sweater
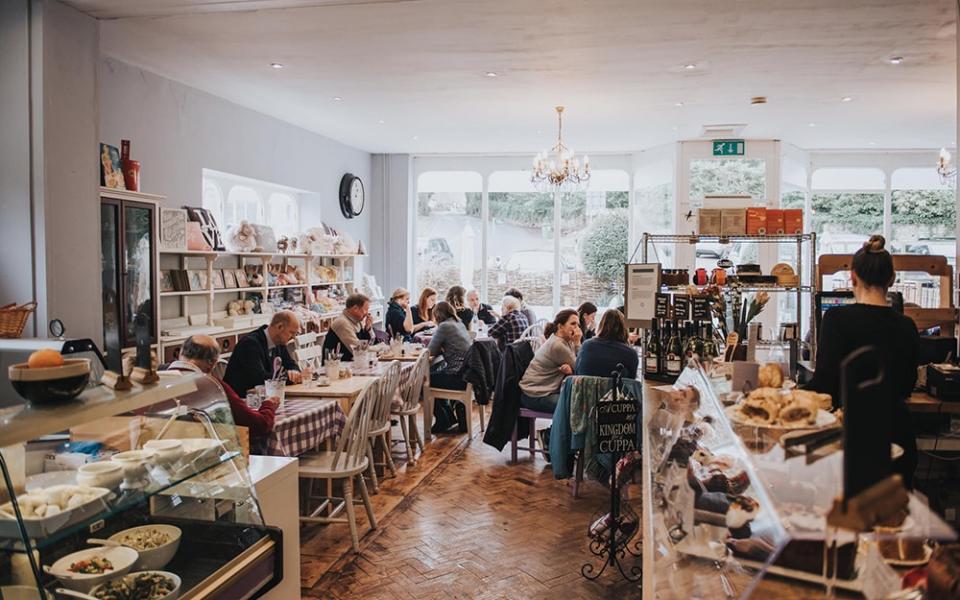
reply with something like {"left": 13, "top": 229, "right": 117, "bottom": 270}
{"left": 223, "top": 326, "right": 300, "bottom": 397}
{"left": 575, "top": 337, "right": 639, "bottom": 380}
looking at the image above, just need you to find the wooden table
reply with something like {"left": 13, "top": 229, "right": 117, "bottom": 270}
{"left": 906, "top": 390, "right": 960, "bottom": 414}
{"left": 285, "top": 376, "right": 378, "bottom": 412}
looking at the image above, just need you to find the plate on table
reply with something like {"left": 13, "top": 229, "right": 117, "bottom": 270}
{"left": 724, "top": 405, "right": 838, "bottom": 431}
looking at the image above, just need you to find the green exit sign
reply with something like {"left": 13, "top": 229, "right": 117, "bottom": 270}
{"left": 713, "top": 139, "right": 745, "bottom": 156}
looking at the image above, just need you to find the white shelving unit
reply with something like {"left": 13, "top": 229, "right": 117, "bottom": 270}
{"left": 156, "top": 249, "right": 371, "bottom": 362}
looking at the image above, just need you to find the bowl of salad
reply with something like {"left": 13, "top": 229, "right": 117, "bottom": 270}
{"left": 45, "top": 546, "right": 138, "bottom": 592}
{"left": 107, "top": 525, "right": 181, "bottom": 571}
{"left": 90, "top": 570, "right": 181, "bottom": 600}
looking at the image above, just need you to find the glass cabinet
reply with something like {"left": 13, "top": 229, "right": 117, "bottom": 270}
{"left": 0, "top": 372, "right": 281, "bottom": 599}
{"left": 100, "top": 189, "right": 158, "bottom": 372}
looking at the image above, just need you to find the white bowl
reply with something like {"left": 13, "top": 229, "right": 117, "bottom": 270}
{"left": 91, "top": 570, "right": 181, "bottom": 600}
{"left": 143, "top": 440, "right": 184, "bottom": 464}
{"left": 76, "top": 463, "right": 123, "bottom": 490}
{"left": 108, "top": 524, "right": 181, "bottom": 571}
{"left": 45, "top": 545, "right": 138, "bottom": 592}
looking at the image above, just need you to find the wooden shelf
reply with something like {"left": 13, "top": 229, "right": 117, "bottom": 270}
{"left": 267, "top": 283, "right": 308, "bottom": 290}
{"left": 159, "top": 250, "right": 364, "bottom": 260}
{"left": 310, "top": 281, "right": 348, "bottom": 286}
{"left": 160, "top": 290, "right": 211, "bottom": 297}
{"left": 0, "top": 376, "right": 198, "bottom": 448}
{"left": 99, "top": 186, "right": 165, "bottom": 204}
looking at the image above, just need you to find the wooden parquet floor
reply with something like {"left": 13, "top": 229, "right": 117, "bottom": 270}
{"left": 302, "top": 416, "right": 644, "bottom": 600}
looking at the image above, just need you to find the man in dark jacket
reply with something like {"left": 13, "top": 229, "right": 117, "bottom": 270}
{"left": 224, "top": 311, "right": 302, "bottom": 397}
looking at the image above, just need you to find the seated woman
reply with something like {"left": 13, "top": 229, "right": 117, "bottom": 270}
{"left": 575, "top": 309, "right": 638, "bottom": 379}
{"left": 487, "top": 295, "right": 530, "bottom": 350}
{"left": 385, "top": 287, "right": 434, "bottom": 341}
{"left": 427, "top": 301, "right": 474, "bottom": 433}
{"left": 519, "top": 309, "right": 582, "bottom": 414}
{"left": 445, "top": 285, "right": 475, "bottom": 329}
{"left": 412, "top": 287, "right": 438, "bottom": 326}
{"left": 578, "top": 302, "right": 598, "bottom": 341}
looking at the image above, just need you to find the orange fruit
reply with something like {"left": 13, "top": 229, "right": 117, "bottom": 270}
{"left": 27, "top": 349, "right": 64, "bottom": 369}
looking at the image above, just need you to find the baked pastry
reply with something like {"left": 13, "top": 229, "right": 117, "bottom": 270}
{"left": 687, "top": 456, "right": 750, "bottom": 496}
{"left": 726, "top": 495, "right": 760, "bottom": 531}
{"left": 758, "top": 363, "right": 784, "bottom": 389}
{"left": 740, "top": 396, "right": 779, "bottom": 424}
{"left": 928, "top": 544, "right": 960, "bottom": 600}
{"left": 669, "top": 437, "right": 701, "bottom": 466}
{"left": 778, "top": 396, "right": 817, "bottom": 426}
{"left": 791, "top": 389, "right": 833, "bottom": 411}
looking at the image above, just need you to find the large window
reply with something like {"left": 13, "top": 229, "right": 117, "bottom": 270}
{"left": 414, "top": 171, "right": 483, "bottom": 297}
{"left": 225, "top": 185, "right": 263, "bottom": 225}
{"left": 688, "top": 158, "right": 766, "bottom": 208}
{"left": 633, "top": 159, "right": 675, "bottom": 268}
{"left": 488, "top": 171, "right": 555, "bottom": 320}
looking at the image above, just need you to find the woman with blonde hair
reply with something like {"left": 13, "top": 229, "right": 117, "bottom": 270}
{"left": 386, "top": 288, "right": 433, "bottom": 342}
{"left": 412, "top": 287, "right": 438, "bottom": 326}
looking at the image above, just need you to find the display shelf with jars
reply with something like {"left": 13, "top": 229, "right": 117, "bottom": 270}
{"left": 0, "top": 373, "right": 282, "bottom": 599}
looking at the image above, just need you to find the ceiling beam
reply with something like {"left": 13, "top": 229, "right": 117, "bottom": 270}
{"left": 64, "top": 0, "right": 418, "bottom": 20}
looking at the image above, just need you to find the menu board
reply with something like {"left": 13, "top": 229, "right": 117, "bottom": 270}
{"left": 691, "top": 296, "right": 713, "bottom": 321}
{"left": 624, "top": 263, "right": 660, "bottom": 322}
{"left": 654, "top": 293, "right": 670, "bottom": 319}
{"left": 673, "top": 295, "right": 690, "bottom": 321}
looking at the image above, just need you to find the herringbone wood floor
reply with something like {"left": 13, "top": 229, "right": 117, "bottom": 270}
{"left": 301, "top": 413, "right": 831, "bottom": 599}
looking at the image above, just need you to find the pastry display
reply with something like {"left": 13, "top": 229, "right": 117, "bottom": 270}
{"left": 0, "top": 485, "right": 108, "bottom": 519}
{"left": 728, "top": 387, "right": 835, "bottom": 429}
{"left": 726, "top": 496, "right": 760, "bottom": 532}
{"left": 687, "top": 455, "right": 750, "bottom": 496}
{"left": 777, "top": 396, "right": 817, "bottom": 426}
{"left": 758, "top": 362, "right": 784, "bottom": 389}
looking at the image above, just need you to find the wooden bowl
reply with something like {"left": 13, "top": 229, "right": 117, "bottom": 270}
{"left": 8, "top": 358, "right": 90, "bottom": 405}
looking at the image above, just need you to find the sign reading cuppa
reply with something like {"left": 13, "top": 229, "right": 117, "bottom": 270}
{"left": 597, "top": 397, "right": 639, "bottom": 454}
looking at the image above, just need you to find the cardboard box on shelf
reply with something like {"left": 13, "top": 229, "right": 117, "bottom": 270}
{"left": 698, "top": 209, "right": 722, "bottom": 235}
{"left": 746, "top": 207, "right": 768, "bottom": 236}
{"left": 784, "top": 209, "right": 804, "bottom": 234}
{"left": 766, "top": 209, "right": 785, "bottom": 235}
{"left": 720, "top": 208, "right": 747, "bottom": 236}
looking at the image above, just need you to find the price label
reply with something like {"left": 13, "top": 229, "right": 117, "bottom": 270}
{"left": 691, "top": 296, "right": 712, "bottom": 321}
{"left": 673, "top": 295, "right": 690, "bottom": 321}
{"left": 655, "top": 294, "right": 670, "bottom": 319}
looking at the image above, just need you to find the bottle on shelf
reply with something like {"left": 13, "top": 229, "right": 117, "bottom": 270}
{"left": 644, "top": 320, "right": 661, "bottom": 378}
{"left": 659, "top": 321, "right": 670, "bottom": 375}
{"left": 684, "top": 322, "right": 700, "bottom": 360}
{"left": 665, "top": 322, "right": 683, "bottom": 378}
{"left": 702, "top": 324, "right": 718, "bottom": 363}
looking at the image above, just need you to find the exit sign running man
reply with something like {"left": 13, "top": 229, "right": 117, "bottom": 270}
{"left": 713, "top": 139, "right": 745, "bottom": 156}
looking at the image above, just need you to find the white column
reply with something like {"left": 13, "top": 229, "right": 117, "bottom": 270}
{"left": 883, "top": 169, "right": 892, "bottom": 242}
{"left": 480, "top": 173, "right": 489, "bottom": 302}
{"left": 553, "top": 188, "right": 561, "bottom": 312}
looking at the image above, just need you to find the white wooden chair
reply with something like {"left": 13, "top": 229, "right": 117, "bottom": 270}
{"left": 392, "top": 352, "right": 430, "bottom": 464}
{"left": 299, "top": 380, "right": 379, "bottom": 553}
{"left": 365, "top": 360, "right": 401, "bottom": 493}
{"left": 423, "top": 381, "right": 476, "bottom": 443}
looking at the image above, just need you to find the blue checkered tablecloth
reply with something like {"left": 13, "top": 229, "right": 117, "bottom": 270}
{"left": 266, "top": 398, "right": 346, "bottom": 457}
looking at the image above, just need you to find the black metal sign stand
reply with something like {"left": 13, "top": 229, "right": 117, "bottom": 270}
{"left": 581, "top": 366, "right": 642, "bottom": 583}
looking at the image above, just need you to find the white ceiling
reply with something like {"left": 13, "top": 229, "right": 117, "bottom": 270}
{"left": 68, "top": 0, "right": 957, "bottom": 154}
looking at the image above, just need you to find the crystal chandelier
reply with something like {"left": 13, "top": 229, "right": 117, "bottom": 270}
{"left": 938, "top": 147, "right": 956, "bottom": 184}
{"left": 531, "top": 106, "right": 591, "bottom": 192}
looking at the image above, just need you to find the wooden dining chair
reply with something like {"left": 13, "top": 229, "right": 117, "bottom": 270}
{"left": 299, "top": 379, "right": 380, "bottom": 553}
{"left": 392, "top": 352, "right": 430, "bottom": 464}
{"left": 423, "top": 382, "right": 476, "bottom": 442}
{"left": 365, "top": 360, "right": 401, "bottom": 493}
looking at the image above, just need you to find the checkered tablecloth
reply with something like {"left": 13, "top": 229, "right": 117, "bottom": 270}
{"left": 266, "top": 398, "right": 346, "bottom": 457}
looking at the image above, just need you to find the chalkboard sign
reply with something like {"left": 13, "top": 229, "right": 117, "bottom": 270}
{"left": 598, "top": 398, "right": 639, "bottom": 454}
{"left": 654, "top": 293, "right": 670, "bottom": 319}
{"left": 691, "top": 296, "right": 712, "bottom": 321}
{"left": 673, "top": 295, "right": 690, "bottom": 321}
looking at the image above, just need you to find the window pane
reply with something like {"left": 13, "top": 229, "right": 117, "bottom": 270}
{"left": 813, "top": 192, "right": 883, "bottom": 290}
{"left": 561, "top": 182, "right": 629, "bottom": 311}
{"left": 634, "top": 160, "right": 675, "bottom": 268}
{"left": 486, "top": 171, "right": 554, "bottom": 320}
{"left": 415, "top": 172, "right": 483, "bottom": 299}
{"left": 225, "top": 185, "right": 262, "bottom": 227}
{"left": 891, "top": 188, "right": 956, "bottom": 307}
{"left": 202, "top": 179, "right": 224, "bottom": 227}
{"left": 812, "top": 168, "right": 885, "bottom": 190}
{"left": 267, "top": 192, "right": 299, "bottom": 239}
{"left": 689, "top": 158, "right": 765, "bottom": 208}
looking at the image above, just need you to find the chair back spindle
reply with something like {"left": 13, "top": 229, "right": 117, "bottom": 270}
{"left": 332, "top": 380, "right": 379, "bottom": 470}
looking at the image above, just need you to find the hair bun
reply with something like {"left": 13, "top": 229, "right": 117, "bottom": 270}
{"left": 864, "top": 235, "right": 886, "bottom": 254}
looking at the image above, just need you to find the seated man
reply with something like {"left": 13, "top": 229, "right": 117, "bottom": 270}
{"left": 166, "top": 335, "right": 279, "bottom": 452}
{"left": 224, "top": 310, "right": 302, "bottom": 397}
{"left": 324, "top": 293, "right": 374, "bottom": 362}
{"left": 467, "top": 289, "right": 498, "bottom": 326}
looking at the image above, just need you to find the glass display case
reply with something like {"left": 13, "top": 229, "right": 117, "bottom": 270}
{"left": 642, "top": 363, "right": 956, "bottom": 599}
{"left": 0, "top": 373, "right": 282, "bottom": 599}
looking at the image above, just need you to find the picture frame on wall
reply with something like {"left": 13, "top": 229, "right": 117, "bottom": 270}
{"left": 159, "top": 270, "right": 176, "bottom": 293}
{"left": 187, "top": 270, "right": 208, "bottom": 291}
{"left": 211, "top": 270, "right": 225, "bottom": 289}
{"left": 222, "top": 269, "right": 237, "bottom": 289}
{"left": 234, "top": 268, "right": 249, "bottom": 288}
{"left": 159, "top": 208, "right": 188, "bottom": 252}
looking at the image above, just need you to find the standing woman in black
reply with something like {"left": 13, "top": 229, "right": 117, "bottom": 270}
{"left": 807, "top": 235, "right": 919, "bottom": 487}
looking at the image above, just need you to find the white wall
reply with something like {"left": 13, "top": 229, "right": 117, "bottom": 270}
{"left": 0, "top": 0, "right": 35, "bottom": 335}
{"left": 98, "top": 57, "right": 372, "bottom": 244}
{"left": 32, "top": 0, "right": 102, "bottom": 342}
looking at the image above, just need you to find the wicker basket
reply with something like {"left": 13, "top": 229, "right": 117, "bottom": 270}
{"left": 0, "top": 302, "right": 36, "bottom": 338}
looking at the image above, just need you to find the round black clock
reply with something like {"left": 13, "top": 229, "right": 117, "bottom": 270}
{"left": 339, "top": 173, "right": 365, "bottom": 219}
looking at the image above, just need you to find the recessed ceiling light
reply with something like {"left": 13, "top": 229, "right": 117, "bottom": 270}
{"left": 889, "top": 56, "right": 904, "bottom": 65}
{"left": 683, "top": 63, "right": 697, "bottom": 70}
{"left": 484, "top": 71, "right": 499, "bottom": 78}
{"left": 270, "top": 62, "right": 284, "bottom": 69}
{"left": 672, "top": 126, "right": 679, "bottom": 131}
{"left": 332, "top": 96, "right": 342, "bottom": 102}
{"left": 674, "top": 102, "right": 684, "bottom": 107}
{"left": 868, "top": 141, "right": 877, "bottom": 145}
{"left": 412, "top": 135, "right": 418, "bottom": 140}
{"left": 841, "top": 96, "right": 853, "bottom": 102}
{"left": 378, "top": 119, "right": 385, "bottom": 124}
{"left": 808, "top": 123, "right": 816, "bottom": 127}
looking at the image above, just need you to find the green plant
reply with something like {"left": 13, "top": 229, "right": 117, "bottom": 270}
{"left": 580, "top": 209, "right": 629, "bottom": 283}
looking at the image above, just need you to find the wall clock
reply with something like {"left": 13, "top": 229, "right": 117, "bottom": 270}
{"left": 339, "top": 173, "right": 365, "bottom": 219}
